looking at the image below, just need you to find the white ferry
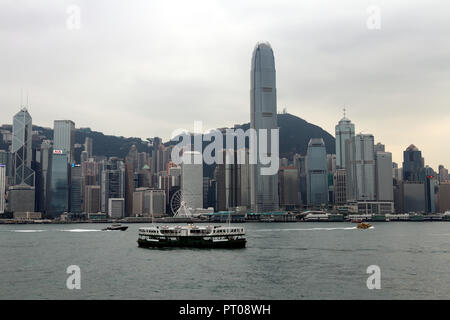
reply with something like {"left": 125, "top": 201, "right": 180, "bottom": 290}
{"left": 137, "top": 224, "right": 246, "bottom": 249}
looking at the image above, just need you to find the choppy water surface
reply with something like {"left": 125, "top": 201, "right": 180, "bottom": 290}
{"left": 1, "top": 222, "right": 450, "bottom": 299}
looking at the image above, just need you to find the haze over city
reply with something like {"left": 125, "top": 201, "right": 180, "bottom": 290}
{"left": 1, "top": 0, "right": 449, "bottom": 169}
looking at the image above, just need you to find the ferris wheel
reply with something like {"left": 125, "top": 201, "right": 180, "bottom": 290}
{"left": 170, "top": 188, "right": 198, "bottom": 218}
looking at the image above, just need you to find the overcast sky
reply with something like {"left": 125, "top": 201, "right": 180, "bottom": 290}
{"left": 1, "top": 0, "right": 449, "bottom": 169}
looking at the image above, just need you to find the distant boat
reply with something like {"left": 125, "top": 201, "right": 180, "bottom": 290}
{"left": 357, "top": 222, "right": 371, "bottom": 230}
{"left": 103, "top": 224, "right": 128, "bottom": 231}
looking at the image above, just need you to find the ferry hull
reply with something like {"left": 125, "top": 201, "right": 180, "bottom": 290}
{"left": 137, "top": 237, "right": 246, "bottom": 249}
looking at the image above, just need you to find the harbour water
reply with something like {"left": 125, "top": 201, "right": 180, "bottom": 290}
{"left": 1, "top": 222, "right": 450, "bottom": 300}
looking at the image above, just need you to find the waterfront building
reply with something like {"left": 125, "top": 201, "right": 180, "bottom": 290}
{"left": 438, "top": 182, "right": 450, "bottom": 212}
{"left": 36, "top": 140, "right": 52, "bottom": 213}
{"left": 345, "top": 134, "right": 376, "bottom": 202}
{"left": 132, "top": 188, "right": 166, "bottom": 216}
{"left": 108, "top": 198, "right": 125, "bottom": 218}
{"left": 306, "top": 138, "right": 328, "bottom": 207}
{"left": 100, "top": 158, "right": 125, "bottom": 214}
{"left": 293, "top": 154, "right": 307, "bottom": 206}
{"left": 147, "top": 189, "right": 166, "bottom": 216}
{"left": 425, "top": 175, "right": 438, "bottom": 214}
{"left": 0, "top": 150, "right": 11, "bottom": 182}
{"left": 53, "top": 120, "right": 75, "bottom": 164}
{"left": 70, "top": 164, "right": 82, "bottom": 213}
{"left": 125, "top": 147, "right": 137, "bottom": 216}
{"left": 47, "top": 151, "right": 69, "bottom": 218}
{"left": 375, "top": 151, "right": 394, "bottom": 202}
{"left": 0, "top": 164, "right": 5, "bottom": 213}
{"left": 181, "top": 151, "right": 203, "bottom": 210}
{"left": 398, "top": 181, "right": 426, "bottom": 213}
{"left": 334, "top": 169, "right": 347, "bottom": 205}
{"left": 335, "top": 112, "right": 355, "bottom": 169}
{"left": 279, "top": 166, "right": 300, "bottom": 208}
{"left": 12, "top": 108, "right": 35, "bottom": 186}
{"left": 215, "top": 149, "right": 251, "bottom": 211}
{"left": 8, "top": 185, "right": 35, "bottom": 213}
{"left": 85, "top": 185, "right": 101, "bottom": 214}
{"left": 250, "top": 42, "right": 279, "bottom": 212}
{"left": 348, "top": 201, "right": 394, "bottom": 214}
{"left": 402, "top": 144, "right": 425, "bottom": 182}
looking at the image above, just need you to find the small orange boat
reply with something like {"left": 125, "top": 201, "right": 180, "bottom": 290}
{"left": 357, "top": 222, "right": 371, "bottom": 229}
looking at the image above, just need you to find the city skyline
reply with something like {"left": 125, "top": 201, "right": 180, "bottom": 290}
{"left": 1, "top": 1, "right": 450, "bottom": 170}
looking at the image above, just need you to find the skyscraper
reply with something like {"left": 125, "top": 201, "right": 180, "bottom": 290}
{"left": 306, "top": 138, "right": 328, "bottom": 206}
{"left": 84, "top": 137, "right": 93, "bottom": 158}
{"left": 85, "top": 185, "right": 101, "bottom": 214}
{"left": 250, "top": 41, "right": 279, "bottom": 212}
{"left": 47, "top": 150, "right": 69, "bottom": 218}
{"left": 12, "top": 108, "right": 34, "bottom": 186}
{"left": 335, "top": 112, "right": 355, "bottom": 169}
{"left": 375, "top": 151, "right": 394, "bottom": 201}
{"left": 100, "top": 158, "right": 125, "bottom": 213}
{"left": 402, "top": 145, "right": 425, "bottom": 182}
{"left": 0, "top": 164, "right": 6, "bottom": 213}
{"left": 53, "top": 120, "right": 75, "bottom": 164}
{"left": 439, "top": 165, "right": 448, "bottom": 183}
{"left": 181, "top": 151, "right": 203, "bottom": 210}
{"left": 346, "top": 134, "right": 376, "bottom": 201}
{"left": 70, "top": 164, "right": 82, "bottom": 213}
{"left": 37, "top": 140, "right": 52, "bottom": 213}
{"left": 279, "top": 166, "right": 299, "bottom": 208}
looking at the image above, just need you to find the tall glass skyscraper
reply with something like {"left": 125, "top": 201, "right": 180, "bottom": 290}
{"left": 12, "top": 108, "right": 35, "bottom": 186}
{"left": 53, "top": 120, "right": 75, "bottom": 164}
{"left": 335, "top": 112, "right": 355, "bottom": 169}
{"left": 402, "top": 144, "right": 425, "bottom": 182}
{"left": 250, "top": 42, "right": 279, "bottom": 212}
{"left": 47, "top": 151, "right": 69, "bottom": 218}
{"left": 306, "top": 138, "right": 328, "bottom": 206}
